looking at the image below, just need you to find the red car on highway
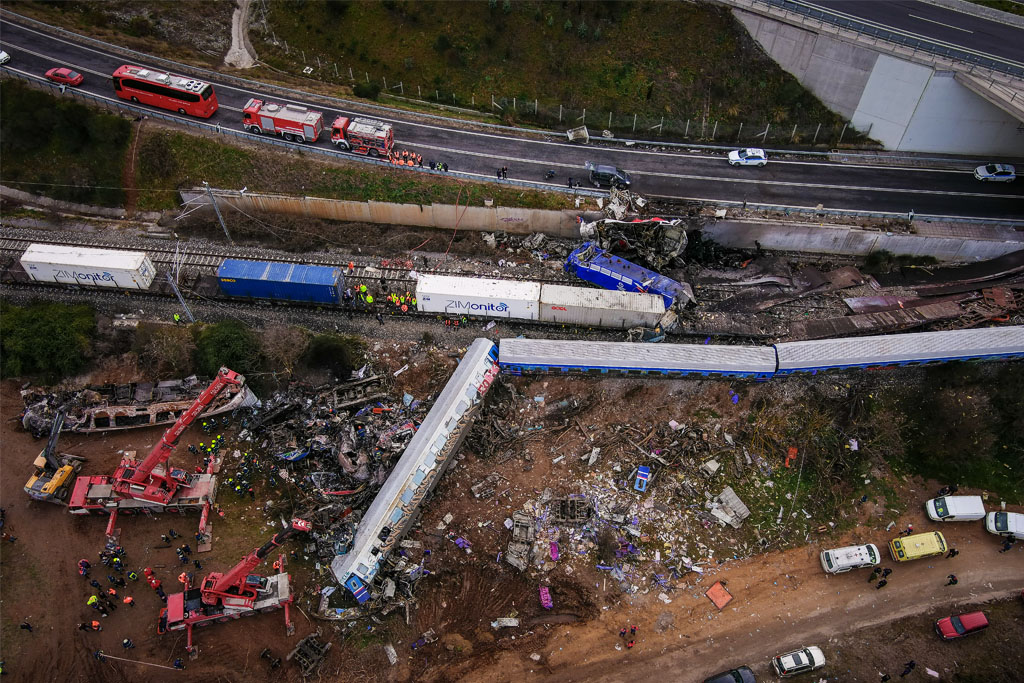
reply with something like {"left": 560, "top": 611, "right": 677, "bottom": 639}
{"left": 45, "top": 67, "right": 84, "bottom": 86}
{"left": 935, "top": 611, "right": 989, "bottom": 640}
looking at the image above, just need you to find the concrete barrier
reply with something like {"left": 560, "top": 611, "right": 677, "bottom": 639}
{"left": 181, "top": 188, "right": 583, "bottom": 239}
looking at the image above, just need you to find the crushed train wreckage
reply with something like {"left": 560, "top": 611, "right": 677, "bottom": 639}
{"left": 21, "top": 376, "right": 259, "bottom": 436}
{"left": 579, "top": 216, "right": 689, "bottom": 273}
{"left": 330, "top": 339, "right": 500, "bottom": 606}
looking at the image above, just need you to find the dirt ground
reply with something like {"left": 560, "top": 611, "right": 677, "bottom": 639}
{"left": 2, "top": 365, "right": 1022, "bottom": 682}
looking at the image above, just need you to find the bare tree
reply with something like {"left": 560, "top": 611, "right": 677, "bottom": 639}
{"left": 140, "top": 325, "right": 196, "bottom": 376}
{"left": 261, "top": 325, "right": 310, "bottom": 376}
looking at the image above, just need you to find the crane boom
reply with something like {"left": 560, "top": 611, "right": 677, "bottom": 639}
{"left": 111, "top": 367, "right": 243, "bottom": 504}
{"left": 205, "top": 518, "right": 312, "bottom": 601}
{"left": 41, "top": 408, "right": 67, "bottom": 471}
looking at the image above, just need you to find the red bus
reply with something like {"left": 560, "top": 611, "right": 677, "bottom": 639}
{"left": 111, "top": 65, "right": 218, "bottom": 118}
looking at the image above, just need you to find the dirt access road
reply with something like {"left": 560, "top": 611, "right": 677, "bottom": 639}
{"left": 461, "top": 513, "right": 1022, "bottom": 682}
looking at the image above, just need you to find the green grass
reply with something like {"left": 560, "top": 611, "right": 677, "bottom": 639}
{"left": 135, "top": 127, "right": 571, "bottom": 211}
{"left": 0, "top": 80, "right": 130, "bottom": 207}
{"left": 260, "top": 0, "right": 845, "bottom": 133}
{"left": 890, "top": 363, "right": 1024, "bottom": 502}
{"left": 969, "top": 1, "right": 1024, "bottom": 18}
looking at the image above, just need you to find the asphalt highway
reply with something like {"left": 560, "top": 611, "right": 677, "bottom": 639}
{"left": 1, "top": 16, "right": 1022, "bottom": 221}
{"left": 798, "top": 0, "right": 1024, "bottom": 68}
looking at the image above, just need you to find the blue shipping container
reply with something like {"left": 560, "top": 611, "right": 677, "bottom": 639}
{"left": 217, "top": 259, "right": 343, "bottom": 304}
{"left": 565, "top": 243, "right": 689, "bottom": 308}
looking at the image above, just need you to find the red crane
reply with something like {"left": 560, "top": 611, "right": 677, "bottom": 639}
{"left": 68, "top": 367, "right": 245, "bottom": 539}
{"left": 111, "top": 366, "right": 244, "bottom": 504}
{"left": 160, "top": 518, "right": 312, "bottom": 654}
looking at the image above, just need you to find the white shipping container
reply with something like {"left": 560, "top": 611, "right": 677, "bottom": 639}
{"left": 416, "top": 274, "right": 539, "bottom": 320}
{"left": 20, "top": 244, "right": 156, "bottom": 289}
{"left": 539, "top": 284, "right": 665, "bottom": 328}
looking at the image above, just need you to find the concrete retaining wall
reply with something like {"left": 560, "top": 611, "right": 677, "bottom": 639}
{"left": 181, "top": 189, "right": 583, "bottom": 238}
{"left": 732, "top": 9, "right": 1024, "bottom": 155}
{"left": 705, "top": 220, "right": 1024, "bottom": 262}
{"left": 0, "top": 184, "right": 139, "bottom": 219}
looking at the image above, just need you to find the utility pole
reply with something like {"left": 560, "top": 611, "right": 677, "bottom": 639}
{"left": 203, "top": 181, "right": 233, "bottom": 244}
{"left": 165, "top": 241, "right": 195, "bottom": 323}
{"left": 166, "top": 272, "right": 195, "bottom": 323}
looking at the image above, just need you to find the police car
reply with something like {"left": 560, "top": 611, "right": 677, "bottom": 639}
{"left": 728, "top": 148, "right": 768, "bottom": 167}
{"left": 973, "top": 163, "right": 1015, "bottom": 182}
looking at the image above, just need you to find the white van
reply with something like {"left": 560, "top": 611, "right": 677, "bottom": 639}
{"left": 985, "top": 511, "right": 1024, "bottom": 540}
{"left": 925, "top": 495, "right": 986, "bottom": 522}
{"left": 820, "top": 543, "right": 880, "bottom": 574}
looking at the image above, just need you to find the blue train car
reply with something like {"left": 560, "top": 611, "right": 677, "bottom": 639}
{"left": 565, "top": 243, "right": 693, "bottom": 308}
{"left": 217, "top": 259, "right": 344, "bottom": 304}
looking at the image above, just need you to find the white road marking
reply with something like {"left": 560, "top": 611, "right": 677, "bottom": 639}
{"left": 0, "top": 21, "right": 979, "bottom": 178}
{"left": 907, "top": 14, "right": 973, "bottom": 34}
{"left": 2, "top": 21, "right": 1019, "bottom": 202}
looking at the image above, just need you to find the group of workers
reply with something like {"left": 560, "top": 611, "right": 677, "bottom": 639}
{"left": 82, "top": 544, "right": 137, "bottom": 619}
{"left": 388, "top": 149, "right": 423, "bottom": 167}
{"left": 224, "top": 450, "right": 265, "bottom": 502}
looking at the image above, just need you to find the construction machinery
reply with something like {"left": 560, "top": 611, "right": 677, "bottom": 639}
{"left": 24, "top": 408, "right": 85, "bottom": 503}
{"left": 159, "top": 518, "right": 313, "bottom": 654}
{"left": 68, "top": 367, "right": 244, "bottom": 538}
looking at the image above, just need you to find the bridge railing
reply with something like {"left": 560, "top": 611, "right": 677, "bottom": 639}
{"left": 729, "top": 0, "right": 1024, "bottom": 79}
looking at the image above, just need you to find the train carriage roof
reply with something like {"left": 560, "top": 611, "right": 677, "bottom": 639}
{"left": 775, "top": 326, "right": 1024, "bottom": 369}
{"left": 499, "top": 338, "right": 777, "bottom": 374}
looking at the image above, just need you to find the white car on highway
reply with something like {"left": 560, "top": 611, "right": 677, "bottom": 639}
{"left": 0, "top": 50, "right": 11, "bottom": 65}
{"left": 728, "top": 148, "right": 767, "bottom": 167}
{"left": 973, "top": 163, "right": 1015, "bottom": 183}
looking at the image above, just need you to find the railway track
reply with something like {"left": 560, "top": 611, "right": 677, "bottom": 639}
{"left": 0, "top": 228, "right": 577, "bottom": 287}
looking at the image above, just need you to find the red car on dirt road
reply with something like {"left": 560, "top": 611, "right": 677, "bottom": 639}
{"left": 935, "top": 611, "right": 989, "bottom": 640}
{"left": 45, "top": 67, "right": 84, "bottom": 86}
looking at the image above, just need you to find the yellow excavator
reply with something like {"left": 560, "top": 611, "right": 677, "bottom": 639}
{"left": 24, "top": 408, "right": 85, "bottom": 504}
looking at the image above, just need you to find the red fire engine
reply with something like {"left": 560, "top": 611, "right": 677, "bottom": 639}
{"left": 68, "top": 367, "right": 245, "bottom": 539}
{"left": 242, "top": 98, "right": 324, "bottom": 143}
{"left": 330, "top": 116, "right": 394, "bottom": 157}
{"left": 159, "top": 518, "right": 312, "bottom": 654}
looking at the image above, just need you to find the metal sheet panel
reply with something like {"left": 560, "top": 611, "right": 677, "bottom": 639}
{"left": 775, "top": 326, "right": 1024, "bottom": 370}
{"left": 417, "top": 274, "right": 540, "bottom": 320}
{"left": 217, "top": 259, "right": 342, "bottom": 304}
{"left": 498, "top": 338, "right": 777, "bottom": 374}
{"left": 538, "top": 284, "right": 665, "bottom": 328}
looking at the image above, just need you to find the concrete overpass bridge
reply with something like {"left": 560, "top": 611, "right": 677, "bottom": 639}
{"left": 720, "top": 0, "right": 1024, "bottom": 155}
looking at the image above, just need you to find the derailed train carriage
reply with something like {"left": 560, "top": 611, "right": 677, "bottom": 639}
{"left": 497, "top": 326, "right": 1024, "bottom": 378}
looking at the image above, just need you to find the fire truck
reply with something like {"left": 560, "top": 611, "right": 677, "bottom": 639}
{"left": 159, "top": 518, "right": 312, "bottom": 654}
{"left": 242, "top": 98, "right": 324, "bottom": 143}
{"left": 68, "top": 367, "right": 244, "bottom": 539}
{"left": 330, "top": 116, "right": 394, "bottom": 157}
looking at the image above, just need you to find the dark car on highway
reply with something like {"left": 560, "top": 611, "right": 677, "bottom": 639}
{"left": 584, "top": 161, "right": 631, "bottom": 189}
